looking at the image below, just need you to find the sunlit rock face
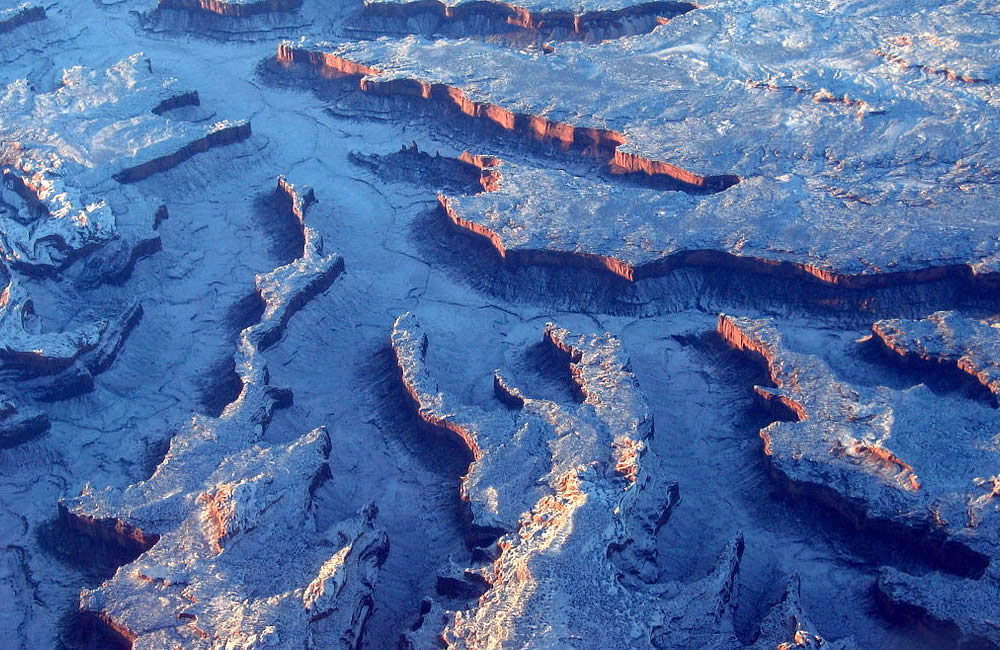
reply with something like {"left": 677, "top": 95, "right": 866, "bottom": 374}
{"left": 0, "top": 53, "right": 253, "bottom": 447}
{"left": 392, "top": 313, "right": 853, "bottom": 649}
{"left": 2, "top": 0, "right": 999, "bottom": 648}
{"left": 0, "top": 54, "right": 249, "bottom": 275}
{"left": 276, "top": 0, "right": 1000, "bottom": 287}
{"left": 873, "top": 311, "right": 1000, "bottom": 402}
{"left": 720, "top": 313, "right": 1000, "bottom": 648}
{"left": 61, "top": 178, "right": 385, "bottom": 648}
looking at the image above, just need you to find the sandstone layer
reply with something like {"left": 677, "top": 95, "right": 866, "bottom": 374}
{"left": 721, "top": 313, "right": 1000, "bottom": 646}
{"left": 60, "top": 178, "right": 380, "bottom": 649}
{"left": 275, "top": 0, "right": 1000, "bottom": 284}
{"left": 873, "top": 311, "right": 1000, "bottom": 401}
{"left": 392, "top": 313, "right": 853, "bottom": 649}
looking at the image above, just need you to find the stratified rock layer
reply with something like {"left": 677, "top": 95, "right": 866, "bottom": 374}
{"left": 0, "top": 53, "right": 249, "bottom": 275}
{"left": 277, "top": 0, "right": 1000, "bottom": 285}
{"left": 720, "top": 313, "right": 1000, "bottom": 646}
{"left": 61, "top": 178, "right": 381, "bottom": 649}
{"left": 392, "top": 313, "right": 852, "bottom": 649}
{"left": 863, "top": 313, "right": 1000, "bottom": 648}
{"left": 0, "top": 3, "right": 45, "bottom": 34}
{"left": 873, "top": 311, "right": 1000, "bottom": 401}
{"left": 157, "top": 0, "right": 303, "bottom": 17}
{"left": 354, "top": 0, "right": 695, "bottom": 44}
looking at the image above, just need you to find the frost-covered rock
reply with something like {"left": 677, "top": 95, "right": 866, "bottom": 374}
{"left": 279, "top": 0, "right": 1000, "bottom": 285}
{"left": 60, "top": 177, "right": 371, "bottom": 648}
{"left": 393, "top": 313, "right": 851, "bottom": 649}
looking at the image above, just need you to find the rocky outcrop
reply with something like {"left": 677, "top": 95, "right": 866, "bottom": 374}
{"left": 151, "top": 90, "right": 201, "bottom": 115}
{"left": 432, "top": 155, "right": 1000, "bottom": 290}
{"left": 871, "top": 31, "right": 995, "bottom": 85}
{"left": 354, "top": 0, "right": 696, "bottom": 43}
{"left": 857, "top": 312, "right": 1000, "bottom": 648}
{"left": 77, "top": 430, "right": 388, "bottom": 650}
{"left": 0, "top": 270, "right": 141, "bottom": 446}
{"left": 0, "top": 393, "right": 48, "bottom": 449}
{"left": 114, "top": 121, "right": 252, "bottom": 184}
{"left": 719, "top": 314, "right": 998, "bottom": 578}
{"left": 392, "top": 313, "right": 850, "bottom": 648}
{"left": 0, "top": 55, "right": 246, "bottom": 276}
{"left": 0, "top": 275, "right": 142, "bottom": 397}
{"left": 276, "top": 41, "right": 738, "bottom": 194}
{"left": 872, "top": 311, "right": 1000, "bottom": 402}
{"left": 274, "top": 2, "right": 1000, "bottom": 285}
{"left": 0, "top": 3, "right": 44, "bottom": 34}
{"left": 157, "top": 0, "right": 303, "bottom": 17}
{"left": 349, "top": 143, "right": 502, "bottom": 195}
{"left": 60, "top": 178, "right": 366, "bottom": 648}
{"left": 875, "top": 566, "right": 1000, "bottom": 649}
{"left": 254, "top": 176, "right": 344, "bottom": 350}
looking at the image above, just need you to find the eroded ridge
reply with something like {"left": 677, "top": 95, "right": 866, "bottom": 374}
{"left": 718, "top": 314, "right": 999, "bottom": 578}
{"left": 354, "top": 0, "right": 696, "bottom": 44}
{"left": 872, "top": 31, "right": 997, "bottom": 86}
{"left": 0, "top": 272, "right": 141, "bottom": 447}
{"left": 0, "top": 274, "right": 142, "bottom": 396}
{"left": 59, "top": 178, "right": 378, "bottom": 649}
{"left": 434, "top": 154, "right": 997, "bottom": 289}
{"left": 873, "top": 311, "right": 1000, "bottom": 401}
{"left": 156, "top": 0, "right": 303, "bottom": 17}
{"left": 0, "top": 54, "right": 247, "bottom": 275}
{"left": 275, "top": 40, "right": 739, "bottom": 194}
{"left": 391, "top": 313, "right": 851, "bottom": 649}
{"left": 351, "top": 145, "right": 993, "bottom": 290}
{"left": 276, "top": 0, "right": 1000, "bottom": 284}
{"left": 0, "top": 3, "right": 44, "bottom": 34}
{"left": 350, "top": 143, "right": 502, "bottom": 194}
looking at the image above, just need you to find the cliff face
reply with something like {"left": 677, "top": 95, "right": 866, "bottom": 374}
{"left": 276, "top": 42, "right": 735, "bottom": 195}
{"left": 0, "top": 55, "right": 247, "bottom": 275}
{"left": 720, "top": 313, "right": 1000, "bottom": 646}
{"left": 392, "top": 313, "right": 852, "bottom": 649}
{"left": 0, "top": 4, "right": 45, "bottom": 34}
{"left": 872, "top": 311, "right": 1000, "bottom": 402}
{"left": 354, "top": 0, "right": 697, "bottom": 44}
{"left": 861, "top": 313, "right": 1000, "bottom": 649}
{"left": 0, "top": 54, "right": 257, "bottom": 453}
{"left": 432, "top": 157, "right": 998, "bottom": 291}
{"left": 276, "top": 0, "right": 1000, "bottom": 285}
{"left": 157, "top": 0, "right": 303, "bottom": 17}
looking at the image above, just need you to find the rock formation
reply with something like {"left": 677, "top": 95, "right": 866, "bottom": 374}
{"left": 721, "top": 313, "right": 1000, "bottom": 646}
{"left": 876, "top": 565, "right": 1000, "bottom": 649}
{"left": 392, "top": 313, "right": 852, "bottom": 649}
{"left": 873, "top": 311, "right": 1000, "bottom": 401}
{"left": 157, "top": 0, "right": 303, "bottom": 18}
{"left": 0, "top": 3, "right": 44, "bottom": 34}
{"left": 60, "top": 178, "right": 381, "bottom": 648}
{"left": 352, "top": 0, "right": 696, "bottom": 44}
{"left": 274, "top": 0, "right": 1000, "bottom": 286}
{"left": 0, "top": 54, "right": 249, "bottom": 275}
{"left": 0, "top": 53, "right": 256, "bottom": 450}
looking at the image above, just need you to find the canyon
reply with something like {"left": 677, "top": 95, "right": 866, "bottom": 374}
{"left": 0, "top": 0, "right": 998, "bottom": 649}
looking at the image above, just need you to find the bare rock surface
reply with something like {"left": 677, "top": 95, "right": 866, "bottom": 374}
{"left": 0, "top": 0, "right": 998, "bottom": 648}
{"left": 157, "top": 0, "right": 304, "bottom": 18}
{"left": 277, "top": 0, "right": 1000, "bottom": 284}
{"left": 352, "top": 0, "right": 695, "bottom": 44}
{"left": 0, "top": 3, "right": 44, "bottom": 34}
{"left": 392, "top": 312, "right": 852, "bottom": 649}
{"left": 61, "top": 178, "right": 386, "bottom": 648}
{"left": 873, "top": 310, "right": 1000, "bottom": 400}
{"left": 0, "top": 53, "right": 247, "bottom": 275}
{"left": 721, "top": 313, "right": 1000, "bottom": 646}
